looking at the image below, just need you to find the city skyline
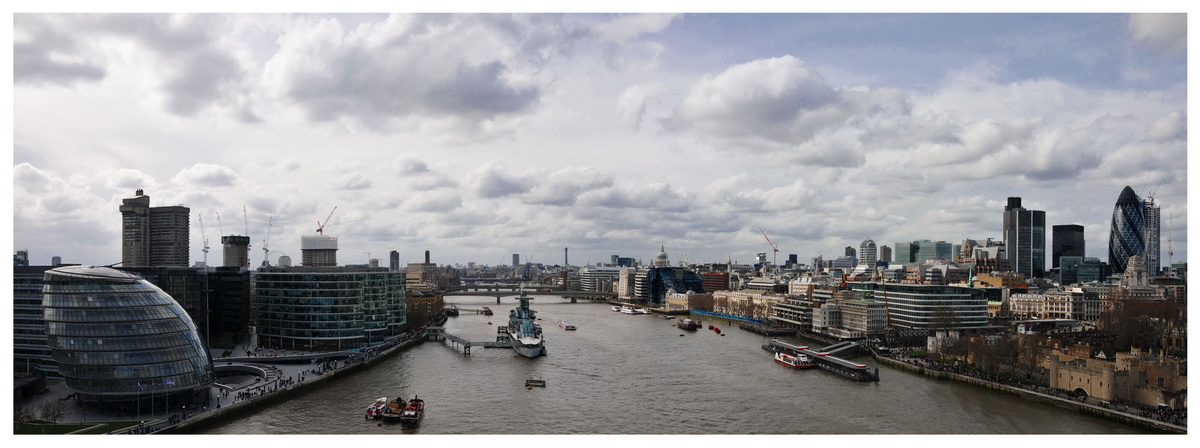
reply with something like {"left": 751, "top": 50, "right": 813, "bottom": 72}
{"left": 11, "top": 12, "right": 1189, "bottom": 269}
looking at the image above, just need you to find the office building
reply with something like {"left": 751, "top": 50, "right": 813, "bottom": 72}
{"left": 255, "top": 266, "right": 406, "bottom": 351}
{"left": 879, "top": 245, "right": 891, "bottom": 264}
{"left": 120, "top": 189, "right": 190, "bottom": 267}
{"left": 1142, "top": 197, "right": 1161, "bottom": 275}
{"left": 42, "top": 265, "right": 214, "bottom": 408}
{"left": 894, "top": 240, "right": 954, "bottom": 264}
{"left": 1003, "top": 197, "right": 1046, "bottom": 278}
{"left": 14, "top": 265, "right": 61, "bottom": 379}
{"left": 301, "top": 235, "right": 338, "bottom": 267}
{"left": 222, "top": 235, "right": 251, "bottom": 268}
{"left": 1052, "top": 225, "right": 1085, "bottom": 269}
{"left": 858, "top": 238, "right": 877, "bottom": 268}
{"left": 390, "top": 250, "right": 400, "bottom": 271}
{"left": 579, "top": 266, "right": 624, "bottom": 292}
{"left": 1108, "top": 186, "right": 1163, "bottom": 274}
{"left": 849, "top": 281, "right": 989, "bottom": 330}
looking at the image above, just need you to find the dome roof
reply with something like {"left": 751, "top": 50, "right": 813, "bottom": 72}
{"left": 654, "top": 245, "right": 669, "bottom": 267}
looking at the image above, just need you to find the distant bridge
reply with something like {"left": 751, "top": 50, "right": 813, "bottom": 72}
{"left": 444, "top": 288, "right": 615, "bottom": 301}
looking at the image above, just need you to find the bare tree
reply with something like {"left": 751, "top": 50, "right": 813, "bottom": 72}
{"left": 38, "top": 400, "right": 68, "bottom": 425}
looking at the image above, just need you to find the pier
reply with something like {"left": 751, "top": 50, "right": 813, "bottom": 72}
{"left": 424, "top": 326, "right": 511, "bottom": 355}
{"left": 763, "top": 339, "right": 879, "bottom": 382}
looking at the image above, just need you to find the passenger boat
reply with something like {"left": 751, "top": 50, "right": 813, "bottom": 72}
{"left": 399, "top": 396, "right": 425, "bottom": 425}
{"left": 676, "top": 318, "right": 700, "bottom": 330}
{"left": 379, "top": 396, "right": 407, "bottom": 421}
{"left": 365, "top": 397, "right": 388, "bottom": 419}
{"left": 635, "top": 308, "right": 651, "bottom": 314}
{"left": 559, "top": 320, "right": 576, "bottom": 330}
{"left": 611, "top": 306, "right": 622, "bottom": 312}
{"left": 620, "top": 306, "right": 636, "bottom": 314}
{"left": 774, "top": 351, "right": 816, "bottom": 368}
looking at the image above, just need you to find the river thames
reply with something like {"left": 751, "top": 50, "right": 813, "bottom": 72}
{"left": 197, "top": 295, "right": 1146, "bottom": 435}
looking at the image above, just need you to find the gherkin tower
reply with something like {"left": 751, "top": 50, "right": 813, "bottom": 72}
{"left": 1108, "top": 186, "right": 1146, "bottom": 273}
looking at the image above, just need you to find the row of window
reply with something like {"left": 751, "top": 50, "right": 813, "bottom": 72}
{"left": 44, "top": 306, "right": 180, "bottom": 322}
{"left": 54, "top": 345, "right": 202, "bottom": 366}
{"left": 47, "top": 333, "right": 200, "bottom": 352}
{"left": 66, "top": 374, "right": 212, "bottom": 394}
{"left": 44, "top": 292, "right": 175, "bottom": 308}
{"left": 59, "top": 359, "right": 208, "bottom": 380}
{"left": 45, "top": 319, "right": 193, "bottom": 337}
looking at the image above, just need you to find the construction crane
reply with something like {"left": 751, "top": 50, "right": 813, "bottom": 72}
{"left": 215, "top": 212, "right": 225, "bottom": 236}
{"left": 242, "top": 205, "right": 251, "bottom": 268}
{"left": 758, "top": 227, "right": 779, "bottom": 267}
{"left": 316, "top": 206, "right": 337, "bottom": 235}
{"left": 261, "top": 217, "right": 274, "bottom": 267}
{"left": 197, "top": 214, "right": 210, "bottom": 266}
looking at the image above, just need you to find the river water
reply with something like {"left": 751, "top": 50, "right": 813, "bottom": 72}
{"left": 198, "top": 295, "right": 1145, "bottom": 435}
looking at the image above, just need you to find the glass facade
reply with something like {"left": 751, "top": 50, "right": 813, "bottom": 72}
{"left": 41, "top": 265, "right": 213, "bottom": 403}
{"left": 255, "top": 267, "right": 406, "bottom": 351}
{"left": 1109, "top": 186, "right": 1146, "bottom": 273}
{"left": 849, "top": 282, "right": 989, "bottom": 330}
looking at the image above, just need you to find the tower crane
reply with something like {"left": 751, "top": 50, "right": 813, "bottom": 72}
{"left": 261, "top": 217, "right": 274, "bottom": 267}
{"left": 215, "top": 212, "right": 225, "bottom": 236}
{"left": 198, "top": 214, "right": 210, "bottom": 266}
{"left": 317, "top": 206, "right": 337, "bottom": 235}
{"left": 758, "top": 227, "right": 779, "bottom": 267}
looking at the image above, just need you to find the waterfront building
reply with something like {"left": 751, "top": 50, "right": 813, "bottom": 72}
{"left": 255, "top": 266, "right": 406, "bottom": 351}
{"left": 14, "top": 265, "right": 63, "bottom": 379}
{"left": 406, "top": 290, "right": 444, "bottom": 331}
{"left": 1046, "top": 346, "right": 1185, "bottom": 409}
{"left": 711, "top": 290, "right": 788, "bottom": 320}
{"left": 120, "top": 189, "right": 190, "bottom": 267}
{"left": 665, "top": 290, "right": 713, "bottom": 312}
{"left": 1108, "top": 186, "right": 1161, "bottom": 274}
{"left": 42, "top": 265, "right": 214, "bottom": 408}
{"left": 406, "top": 250, "right": 439, "bottom": 291}
{"left": 1052, "top": 224, "right": 1086, "bottom": 269}
{"left": 849, "top": 282, "right": 990, "bottom": 330}
{"left": 301, "top": 235, "right": 338, "bottom": 267}
{"left": 579, "top": 266, "right": 624, "bottom": 292}
{"left": 1003, "top": 197, "right": 1046, "bottom": 279}
{"left": 616, "top": 268, "right": 636, "bottom": 300}
{"left": 630, "top": 246, "right": 704, "bottom": 305}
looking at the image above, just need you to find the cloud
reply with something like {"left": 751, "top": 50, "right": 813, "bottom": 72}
{"left": 338, "top": 174, "right": 373, "bottom": 190}
{"left": 465, "top": 162, "right": 533, "bottom": 198}
{"left": 1128, "top": 13, "right": 1186, "bottom": 57}
{"left": 593, "top": 13, "right": 678, "bottom": 43}
{"left": 524, "top": 167, "right": 614, "bottom": 206}
{"left": 171, "top": 163, "right": 239, "bottom": 187}
{"left": 616, "top": 82, "right": 668, "bottom": 131}
{"left": 13, "top": 15, "right": 106, "bottom": 86}
{"left": 1145, "top": 111, "right": 1185, "bottom": 142}
{"left": 264, "top": 14, "right": 552, "bottom": 136}
{"left": 106, "top": 168, "right": 157, "bottom": 191}
{"left": 663, "top": 55, "right": 843, "bottom": 148}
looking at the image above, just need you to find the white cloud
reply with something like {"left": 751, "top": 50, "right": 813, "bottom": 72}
{"left": 1128, "top": 13, "right": 1186, "bottom": 57}
{"left": 615, "top": 82, "right": 668, "bottom": 131}
{"left": 171, "top": 163, "right": 239, "bottom": 187}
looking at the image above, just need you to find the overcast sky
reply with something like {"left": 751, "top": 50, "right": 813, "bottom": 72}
{"left": 8, "top": 12, "right": 1190, "bottom": 270}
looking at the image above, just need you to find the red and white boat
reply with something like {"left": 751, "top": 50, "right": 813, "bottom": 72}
{"left": 774, "top": 351, "right": 815, "bottom": 368}
{"left": 365, "top": 396, "right": 388, "bottom": 419}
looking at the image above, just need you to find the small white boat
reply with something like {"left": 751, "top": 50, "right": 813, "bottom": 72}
{"left": 559, "top": 320, "right": 576, "bottom": 330}
{"left": 365, "top": 396, "right": 388, "bottom": 419}
{"left": 611, "top": 306, "right": 622, "bottom": 312}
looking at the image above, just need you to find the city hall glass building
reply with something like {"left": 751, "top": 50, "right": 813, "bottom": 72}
{"left": 41, "top": 265, "right": 214, "bottom": 407}
{"left": 255, "top": 267, "right": 406, "bottom": 351}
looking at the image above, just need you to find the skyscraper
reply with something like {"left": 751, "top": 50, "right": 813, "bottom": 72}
{"left": 858, "top": 238, "right": 877, "bottom": 268}
{"left": 1108, "top": 186, "right": 1160, "bottom": 274}
{"left": 222, "top": 235, "right": 251, "bottom": 268}
{"left": 120, "top": 189, "right": 190, "bottom": 267}
{"left": 1051, "top": 224, "right": 1085, "bottom": 269}
{"left": 1003, "top": 197, "right": 1046, "bottom": 278}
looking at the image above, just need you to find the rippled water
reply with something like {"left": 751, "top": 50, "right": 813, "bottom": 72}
{"left": 198, "top": 296, "right": 1145, "bottom": 434}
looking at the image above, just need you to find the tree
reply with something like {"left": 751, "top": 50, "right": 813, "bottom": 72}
{"left": 38, "top": 400, "right": 68, "bottom": 425}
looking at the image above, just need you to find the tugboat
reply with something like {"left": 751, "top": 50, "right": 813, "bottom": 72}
{"left": 379, "top": 396, "right": 407, "bottom": 421}
{"left": 507, "top": 286, "right": 545, "bottom": 358}
{"left": 774, "top": 351, "right": 816, "bottom": 369}
{"left": 399, "top": 396, "right": 425, "bottom": 426}
{"left": 365, "top": 397, "right": 388, "bottom": 419}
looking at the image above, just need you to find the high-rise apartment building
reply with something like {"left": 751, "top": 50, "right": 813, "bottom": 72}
{"left": 1003, "top": 197, "right": 1046, "bottom": 279}
{"left": 1051, "top": 224, "right": 1085, "bottom": 269}
{"left": 120, "top": 189, "right": 190, "bottom": 267}
{"left": 301, "top": 234, "right": 338, "bottom": 267}
{"left": 1108, "top": 186, "right": 1160, "bottom": 274}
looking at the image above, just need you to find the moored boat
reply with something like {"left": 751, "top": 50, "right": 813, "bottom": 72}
{"left": 380, "top": 396, "right": 407, "bottom": 421}
{"left": 365, "top": 397, "right": 388, "bottom": 419}
{"left": 676, "top": 318, "right": 700, "bottom": 330}
{"left": 559, "top": 320, "right": 576, "bottom": 330}
{"left": 774, "top": 351, "right": 816, "bottom": 368}
{"left": 507, "top": 286, "right": 545, "bottom": 358}
{"left": 611, "top": 305, "right": 622, "bottom": 312}
{"left": 399, "top": 396, "right": 425, "bottom": 425}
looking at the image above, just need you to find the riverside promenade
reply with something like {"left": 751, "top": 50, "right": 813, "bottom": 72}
{"left": 16, "top": 329, "right": 428, "bottom": 434}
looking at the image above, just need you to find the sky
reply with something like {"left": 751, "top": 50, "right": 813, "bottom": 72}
{"left": 8, "top": 10, "right": 1191, "bottom": 270}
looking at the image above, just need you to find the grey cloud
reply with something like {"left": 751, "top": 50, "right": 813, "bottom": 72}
{"left": 1145, "top": 111, "right": 1185, "bottom": 142}
{"left": 14, "top": 15, "right": 107, "bottom": 86}
{"left": 467, "top": 165, "right": 532, "bottom": 198}
{"left": 339, "top": 174, "right": 373, "bottom": 190}
{"left": 428, "top": 61, "right": 540, "bottom": 116}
